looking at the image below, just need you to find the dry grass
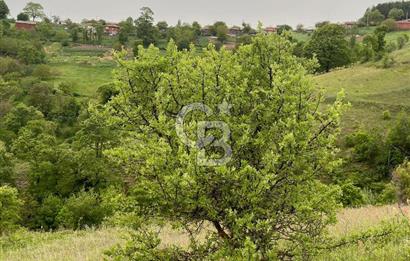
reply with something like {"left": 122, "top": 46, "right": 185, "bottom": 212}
{"left": 0, "top": 228, "right": 126, "bottom": 261}
{"left": 1, "top": 205, "right": 408, "bottom": 260}
{"left": 331, "top": 205, "right": 410, "bottom": 237}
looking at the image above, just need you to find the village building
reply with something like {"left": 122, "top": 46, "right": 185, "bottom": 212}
{"left": 201, "top": 25, "right": 212, "bottom": 36}
{"left": 228, "top": 26, "right": 242, "bottom": 36}
{"left": 105, "top": 23, "right": 120, "bottom": 36}
{"left": 264, "top": 26, "right": 277, "bottom": 34}
{"left": 396, "top": 20, "right": 410, "bottom": 30}
{"left": 15, "top": 21, "right": 37, "bottom": 31}
{"left": 344, "top": 21, "right": 357, "bottom": 29}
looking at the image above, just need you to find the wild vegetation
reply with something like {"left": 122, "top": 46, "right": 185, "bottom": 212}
{"left": 0, "top": 0, "right": 410, "bottom": 260}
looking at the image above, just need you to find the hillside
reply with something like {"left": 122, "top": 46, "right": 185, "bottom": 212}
{"left": 315, "top": 37, "right": 410, "bottom": 136}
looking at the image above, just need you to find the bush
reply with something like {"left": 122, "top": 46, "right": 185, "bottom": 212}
{"left": 34, "top": 195, "right": 63, "bottom": 230}
{"left": 381, "top": 54, "right": 395, "bottom": 68}
{"left": 32, "top": 64, "right": 57, "bottom": 80}
{"left": 392, "top": 161, "right": 410, "bottom": 205}
{"left": 385, "top": 42, "right": 397, "bottom": 53}
{"left": 0, "top": 57, "right": 23, "bottom": 76}
{"left": 381, "top": 18, "right": 397, "bottom": 32}
{"left": 17, "top": 43, "right": 46, "bottom": 64}
{"left": 382, "top": 110, "right": 392, "bottom": 120}
{"left": 346, "top": 131, "right": 381, "bottom": 163}
{"left": 56, "top": 190, "right": 107, "bottom": 230}
{"left": 397, "top": 36, "right": 407, "bottom": 50}
{"left": 0, "top": 186, "right": 22, "bottom": 234}
{"left": 0, "top": 37, "right": 19, "bottom": 56}
{"left": 97, "top": 83, "right": 119, "bottom": 104}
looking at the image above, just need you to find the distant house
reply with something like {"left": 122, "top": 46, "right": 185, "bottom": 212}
{"left": 396, "top": 20, "right": 410, "bottom": 30}
{"left": 105, "top": 23, "right": 120, "bottom": 36}
{"left": 264, "top": 26, "right": 277, "bottom": 34}
{"left": 201, "top": 25, "right": 212, "bottom": 36}
{"left": 15, "top": 21, "right": 37, "bottom": 31}
{"left": 344, "top": 21, "right": 357, "bottom": 29}
{"left": 228, "top": 26, "right": 242, "bottom": 36}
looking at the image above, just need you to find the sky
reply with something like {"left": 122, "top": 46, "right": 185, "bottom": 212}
{"left": 8, "top": 0, "right": 384, "bottom": 27}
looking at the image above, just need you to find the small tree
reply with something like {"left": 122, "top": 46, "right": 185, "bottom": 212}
{"left": 0, "top": 0, "right": 9, "bottom": 19}
{"left": 23, "top": 2, "right": 45, "bottom": 21}
{"left": 106, "top": 33, "right": 346, "bottom": 259}
{"left": 0, "top": 185, "right": 22, "bottom": 234}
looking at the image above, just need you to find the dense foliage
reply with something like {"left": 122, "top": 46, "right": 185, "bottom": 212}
{"left": 104, "top": 32, "right": 347, "bottom": 259}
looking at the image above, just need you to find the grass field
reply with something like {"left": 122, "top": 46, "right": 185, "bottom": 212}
{"left": 314, "top": 38, "right": 410, "bottom": 136}
{"left": 1, "top": 205, "right": 408, "bottom": 261}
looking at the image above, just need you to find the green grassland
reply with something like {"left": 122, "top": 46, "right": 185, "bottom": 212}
{"left": 47, "top": 45, "right": 116, "bottom": 97}
{"left": 315, "top": 36, "right": 410, "bottom": 136}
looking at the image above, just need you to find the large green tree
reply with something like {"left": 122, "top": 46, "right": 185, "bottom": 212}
{"left": 0, "top": 0, "right": 9, "bottom": 19}
{"left": 106, "top": 33, "right": 346, "bottom": 259}
{"left": 306, "top": 23, "right": 352, "bottom": 72}
{"left": 388, "top": 8, "right": 405, "bottom": 20}
{"left": 23, "top": 2, "right": 44, "bottom": 21}
{"left": 135, "top": 7, "right": 158, "bottom": 47}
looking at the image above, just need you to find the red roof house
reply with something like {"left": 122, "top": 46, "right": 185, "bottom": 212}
{"left": 15, "top": 21, "right": 37, "bottom": 31}
{"left": 105, "top": 23, "right": 120, "bottom": 36}
{"left": 264, "top": 26, "right": 277, "bottom": 34}
{"left": 396, "top": 20, "right": 410, "bottom": 30}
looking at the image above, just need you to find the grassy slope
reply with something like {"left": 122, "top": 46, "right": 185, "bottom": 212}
{"left": 315, "top": 39, "right": 410, "bottom": 136}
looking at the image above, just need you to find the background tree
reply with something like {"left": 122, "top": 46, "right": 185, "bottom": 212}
{"left": 168, "top": 24, "right": 195, "bottom": 50}
{"left": 17, "top": 12, "right": 29, "bottom": 21}
{"left": 277, "top": 24, "right": 293, "bottom": 35}
{"left": 156, "top": 21, "right": 168, "bottom": 38}
{"left": 23, "top": 2, "right": 45, "bottom": 21}
{"left": 0, "top": 186, "right": 22, "bottom": 234}
{"left": 135, "top": 7, "right": 157, "bottom": 47}
{"left": 363, "top": 9, "right": 385, "bottom": 26}
{"left": 305, "top": 23, "right": 351, "bottom": 72}
{"left": 212, "top": 21, "right": 228, "bottom": 43}
{"left": 106, "top": 33, "right": 346, "bottom": 259}
{"left": 388, "top": 8, "right": 405, "bottom": 20}
{"left": 0, "top": 0, "right": 9, "bottom": 19}
{"left": 192, "top": 21, "right": 201, "bottom": 37}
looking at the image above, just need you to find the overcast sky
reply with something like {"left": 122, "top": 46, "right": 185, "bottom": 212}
{"left": 8, "top": 0, "right": 383, "bottom": 27}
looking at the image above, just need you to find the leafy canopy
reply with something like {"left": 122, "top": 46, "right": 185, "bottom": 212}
{"left": 106, "top": 32, "right": 346, "bottom": 259}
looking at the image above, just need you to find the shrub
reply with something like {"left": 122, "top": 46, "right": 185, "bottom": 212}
{"left": 32, "top": 64, "right": 57, "bottom": 80}
{"left": 56, "top": 190, "right": 106, "bottom": 230}
{"left": 0, "top": 37, "right": 19, "bottom": 56}
{"left": 346, "top": 131, "right": 381, "bottom": 163}
{"left": 397, "top": 36, "right": 407, "bottom": 50}
{"left": 381, "top": 54, "right": 395, "bottom": 68}
{"left": 27, "top": 82, "right": 54, "bottom": 116}
{"left": 17, "top": 43, "right": 46, "bottom": 64}
{"left": 0, "top": 57, "right": 23, "bottom": 76}
{"left": 382, "top": 110, "right": 392, "bottom": 120}
{"left": 385, "top": 41, "right": 397, "bottom": 53}
{"left": 34, "top": 195, "right": 63, "bottom": 230}
{"left": 392, "top": 161, "right": 410, "bottom": 205}
{"left": 0, "top": 186, "right": 22, "bottom": 234}
{"left": 97, "top": 83, "right": 119, "bottom": 104}
{"left": 381, "top": 18, "right": 397, "bottom": 32}
{"left": 3, "top": 103, "right": 43, "bottom": 133}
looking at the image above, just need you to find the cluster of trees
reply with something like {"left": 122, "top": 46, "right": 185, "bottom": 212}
{"left": 0, "top": 9, "right": 128, "bottom": 233}
{"left": 334, "top": 114, "right": 409, "bottom": 205}
{"left": 359, "top": 2, "right": 410, "bottom": 28}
